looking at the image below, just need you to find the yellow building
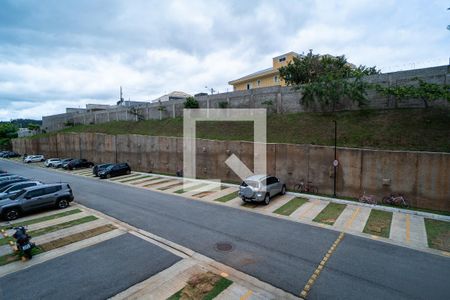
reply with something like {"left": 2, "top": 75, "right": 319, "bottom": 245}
{"left": 228, "top": 51, "right": 299, "bottom": 91}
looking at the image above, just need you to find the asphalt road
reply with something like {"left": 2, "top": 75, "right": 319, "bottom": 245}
{"left": 1, "top": 160, "right": 450, "bottom": 299}
{"left": 0, "top": 233, "right": 181, "bottom": 300}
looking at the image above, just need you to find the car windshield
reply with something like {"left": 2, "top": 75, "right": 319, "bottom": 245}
{"left": 9, "top": 189, "right": 26, "bottom": 200}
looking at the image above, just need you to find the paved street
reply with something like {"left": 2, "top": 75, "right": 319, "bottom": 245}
{"left": 1, "top": 160, "right": 450, "bottom": 299}
{"left": 0, "top": 234, "right": 181, "bottom": 300}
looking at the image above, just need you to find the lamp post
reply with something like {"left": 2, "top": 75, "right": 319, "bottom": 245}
{"left": 333, "top": 120, "right": 337, "bottom": 198}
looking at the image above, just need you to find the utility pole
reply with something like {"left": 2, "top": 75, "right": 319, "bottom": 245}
{"left": 333, "top": 120, "right": 337, "bottom": 198}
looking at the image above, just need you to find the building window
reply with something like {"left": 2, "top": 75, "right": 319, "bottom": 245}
{"left": 279, "top": 57, "right": 286, "bottom": 62}
{"left": 257, "top": 80, "right": 261, "bottom": 87}
{"left": 274, "top": 75, "right": 278, "bottom": 83}
{"left": 246, "top": 83, "right": 251, "bottom": 90}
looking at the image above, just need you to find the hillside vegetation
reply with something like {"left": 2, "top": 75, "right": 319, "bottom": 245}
{"left": 35, "top": 108, "right": 450, "bottom": 152}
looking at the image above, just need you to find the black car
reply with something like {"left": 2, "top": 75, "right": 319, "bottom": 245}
{"left": 99, "top": 163, "right": 131, "bottom": 179}
{"left": 93, "top": 163, "right": 114, "bottom": 177}
{"left": 64, "top": 159, "right": 94, "bottom": 170}
{"left": 2, "top": 151, "right": 21, "bottom": 158}
{"left": 0, "top": 177, "right": 28, "bottom": 189}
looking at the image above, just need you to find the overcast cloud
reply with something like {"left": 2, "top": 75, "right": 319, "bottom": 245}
{"left": 0, "top": 0, "right": 448, "bottom": 120}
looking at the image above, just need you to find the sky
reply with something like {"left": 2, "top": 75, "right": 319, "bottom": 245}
{"left": 0, "top": 0, "right": 449, "bottom": 121}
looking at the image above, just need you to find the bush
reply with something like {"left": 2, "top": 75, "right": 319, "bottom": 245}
{"left": 184, "top": 97, "right": 199, "bottom": 109}
{"left": 218, "top": 101, "right": 228, "bottom": 108}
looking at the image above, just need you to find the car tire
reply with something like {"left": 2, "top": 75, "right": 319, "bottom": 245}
{"left": 281, "top": 185, "right": 286, "bottom": 195}
{"left": 106, "top": 174, "right": 111, "bottom": 179}
{"left": 126, "top": 170, "right": 131, "bottom": 175}
{"left": 56, "top": 198, "right": 70, "bottom": 209}
{"left": 3, "top": 208, "right": 20, "bottom": 221}
{"left": 264, "top": 193, "right": 270, "bottom": 205}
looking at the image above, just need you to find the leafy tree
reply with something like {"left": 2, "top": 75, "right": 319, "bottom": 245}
{"left": 0, "top": 122, "right": 18, "bottom": 139}
{"left": 27, "top": 123, "right": 40, "bottom": 131}
{"left": 377, "top": 78, "right": 450, "bottom": 108}
{"left": 279, "top": 50, "right": 379, "bottom": 112}
{"left": 183, "top": 97, "right": 199, "bottom": 109}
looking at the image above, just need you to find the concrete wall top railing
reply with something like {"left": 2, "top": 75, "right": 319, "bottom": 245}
{"left": 11, "top": 133, "right": 450, "bottom": 212}
{"left": 42, "top": 65, "right": 449, "bottom": 132}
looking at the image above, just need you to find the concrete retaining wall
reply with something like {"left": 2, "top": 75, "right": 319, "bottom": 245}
{"left": 12, "top": 134, "right": 450, "bottom": 212}
{"left": 42, "top": 65, "right": 449, "bottom": 132}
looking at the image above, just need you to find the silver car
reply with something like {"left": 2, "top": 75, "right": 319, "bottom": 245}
{"left": 238, "top": 174, "right": 286, "bottom": 205}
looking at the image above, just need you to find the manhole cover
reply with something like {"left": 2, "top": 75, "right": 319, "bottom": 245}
{"left": 215, "top": 242, "right": 233, "bottom": 252}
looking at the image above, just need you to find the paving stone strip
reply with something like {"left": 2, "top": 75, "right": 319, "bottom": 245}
{"left": 258, "top": 194, "right": 294, "bottom": 212}
{"left": 128, "top": 177, "right": 162, "bottom": 185}
{"left": 297, "top": 200, "right": 328, "bottom": 221}
{"left": 108, "top": 173, "right": 140, "bottom": 181}
{"left": 204, "top": 187, "right": 237, "bottom": 201}
{"left": 158, "top": 181, "right": 185, "bottom": 191}
{"left": 117, "top": 175, "right": 152, "bottom": 183}
{"left": 4, "top": 211, "right": 90, "bottom": 235}
{"left": 0, "top": 208, "right": 83, "bottom": 230}
{"left": 163, "top": 181, "right": 200, "bottom": 194}
{"left": 32, "top": 219, "right": 110, "bottom": 245}
{"left": 39, "top": 224, "right": 116, "bottom": 251}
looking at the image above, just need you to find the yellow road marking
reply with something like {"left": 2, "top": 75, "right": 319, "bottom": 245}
{"left": 344, "top": 207, "right": 360, "bottom": 230}
{"left": 405, "top": 214, "right": 410, "bottom": 243}
{"left": 299, "top": 201, "right": 317, "bottom": 218}
{"left": 240, "top": 290, "right": 253, "bottom": 300}
{"left": 300, "top": 232, "right": 345, "bottom": 298}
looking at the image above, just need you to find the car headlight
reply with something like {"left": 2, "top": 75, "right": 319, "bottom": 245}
{"left": 256, "top": 192, "right": 263, "bottom": 197}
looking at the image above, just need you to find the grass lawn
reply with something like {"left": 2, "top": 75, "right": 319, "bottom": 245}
{"left": 0, "top": 215, "right": 98, "bottom": 246}
{"left": 214, "top": 192, "right": 238, "bottom": 203}
{"left": 273, "top": 197, "right": 308, "bottom": 216}
{"left": 424, "top": 219, "right": 450, "bottom": 252}
{"left": 31, "top": 108, "right": 450, "bottom": 152}
{"left": 363, "top": 210, "right": 393, "bottom": 238}
{"left": 313, "top": 203, "right": 347, "bottom": 225}
{"left": 0, "top": 209, "right": 82, "bottom": 231}
{"left": 0, "top": 246, "right": 44, "bottom": 266}
{"left": 203, "top": 277, "right": 233, "bottom": 300}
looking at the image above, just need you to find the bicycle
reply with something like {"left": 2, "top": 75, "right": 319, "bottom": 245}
{"left": 382, "top": 193, "right": 409, "bottom": 208}
{"left": 359, "top": 191, "right": 377, "bottom": 205}
{"left": 294, "top": 179, "right": 318, "bottom": 194}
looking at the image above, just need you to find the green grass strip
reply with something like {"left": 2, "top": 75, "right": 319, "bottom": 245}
{"left": 166, "top": 289, "right": 182, "bottom": 300}
{"left": 0, "top": 215, "right": 97, "bottom": 246}
{"left": 204, "top": 277, "right": 233, "bottom": 300}
{"left": 108, "top": 174, "right": 139, "bottom": 181}
{"left": 0, "top": 246, "right": 44, "bottom": 266}
{"left": 363, "top": 209, "right": 393, "bottom": 238}
{"left": 118, "top": 175, "right": 152, "bottom": 183}
{"left": 424, "top": 219, "right": 450, "bottom": 252}
{"left": 274, "top": 197, "right": 308, "bottom": 216}
{"left": 313, "top": 203, "right": 347, "bottom": 225}
{"left": 214, "top": 192, "right": 238, "bottom": 203}
{"left": 174, "top": 183, "right": 209, "bottom": 194}
{"left": 0, "top": 209, "right": 82, "bottom": 230}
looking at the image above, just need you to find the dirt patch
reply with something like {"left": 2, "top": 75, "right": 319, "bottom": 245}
{"left": 178, "top": 272, "right": 222, "bottom": 300}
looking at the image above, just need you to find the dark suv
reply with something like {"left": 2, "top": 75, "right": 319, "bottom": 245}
{"left": 99, "top": 163, "right": 131, "bottom": 179}
{"left": 93, "top": 163, "right": 114, "bottom": 177}
{"left": 0, "top": 183, "right": 74, "bottom": 220}
{"left": 64, "top": 159, "right": 94, "bottom": 170}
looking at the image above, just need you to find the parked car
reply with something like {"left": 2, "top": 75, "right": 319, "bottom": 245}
{"left": 64, "top": 159, "right": 94, "bottom": 170}
{"left": 0, "top": 151, "right": 20, "bottom": 158}
{"left": 23, "top": 155, "right": 45, "bottom": 163}
{"left": 0, "top": 181, "right": 42, "bottom": 200}
{"left": 98, "top": 163, "right": 131, "bottom": 179}
{"left": 92, "top": 163, "right": 114, "bottom": 177}
{"left": 0, "top": 177, "right": 29, "bottom": 189}
{"left": 0, "top": 183, "right": 74, "bottom": 220}
{"left": 53, "top": 158, "right": 73, "bottom": 168}
{"left": 0, "top": 173, "right": 15, "bottom": 177}
{"left": 238, "top": 174, "right": 286, "bottom": 205}
{"left": 44, "top": 158, "right": 61, "bottom": 167}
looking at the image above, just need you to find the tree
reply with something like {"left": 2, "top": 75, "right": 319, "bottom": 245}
{"left": 27, "top": 123, "right": 40, "bottom": 131}
{"left": 376, "top": 78, "right": 450, "bottom": 108}
{"left": 184, "top": 97, "right": 199, "bottom": 109}
{"left": 279, "top": 50, "right": 379, "bottom": 112}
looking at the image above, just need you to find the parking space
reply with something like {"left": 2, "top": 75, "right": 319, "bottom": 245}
{"left": 16, "top": 159, "right": 450, "bottom": 256}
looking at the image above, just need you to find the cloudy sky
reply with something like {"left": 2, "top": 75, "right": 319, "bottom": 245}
{"left": 0, "top": 0, "right": 448, "bottom": 121}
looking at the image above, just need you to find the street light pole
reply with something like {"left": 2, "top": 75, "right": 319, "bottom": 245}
{"left": 333, "top": 120, "right": 337, "bottom": 198}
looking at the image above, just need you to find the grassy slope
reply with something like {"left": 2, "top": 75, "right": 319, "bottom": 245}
{"left": 35, "top": 108, "right": 450, "bottom": 152}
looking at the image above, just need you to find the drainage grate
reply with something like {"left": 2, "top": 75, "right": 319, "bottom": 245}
{"left": 215, "top": 242, "right": 233, "bottom": 252}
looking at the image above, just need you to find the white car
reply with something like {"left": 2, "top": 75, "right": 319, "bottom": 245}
{"left": 44, "top": 158, "right": 61, "bottom": 167}
{"left": 24, "top": 155, "right": 45, "bottom": 163}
